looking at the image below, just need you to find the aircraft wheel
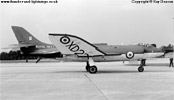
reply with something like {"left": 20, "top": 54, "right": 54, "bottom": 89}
{"left": 89, "top": 66, "right": 98, "bottom": 74}
{"left": 138, "top": 67, "right": 144, "bottom": 72}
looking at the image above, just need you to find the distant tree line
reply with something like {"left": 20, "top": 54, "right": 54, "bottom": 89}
{"left": 0, "top": 50, "right": 37, "bottom": 60}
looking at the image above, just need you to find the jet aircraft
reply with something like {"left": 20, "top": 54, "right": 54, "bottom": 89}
{"left": 10, "top": 26, "right": 62, "bottom": 63}
{"left": 49, "top": 34, "right": 164, "bottom": 74}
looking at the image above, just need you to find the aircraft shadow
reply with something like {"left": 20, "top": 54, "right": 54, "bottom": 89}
{"left": 125, "top": 63, "right": 169, "bottom": 67}
{"left": 97, "top": 70, "right": 138, "bottom": 74}
{"left": 51, "top": 69, "right": 171, "bottom": 74}
{"left": 98, "top": 69, "right": 172, "bottom": 74}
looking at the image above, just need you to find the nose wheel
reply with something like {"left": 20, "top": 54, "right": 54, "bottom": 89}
{"left": 138, "top": 66, "right": 144, "bottom": 72}
{"left": 138, "top": 62, "right": 144, "bottom": 72}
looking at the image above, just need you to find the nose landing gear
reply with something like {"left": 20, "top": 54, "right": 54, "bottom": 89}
{"left": 138, "top": 60, "right": 145, "bottom": 72}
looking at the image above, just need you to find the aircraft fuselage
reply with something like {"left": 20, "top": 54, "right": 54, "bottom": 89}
{"left": 60, "top": 44, "right": 164, "bottom": 62}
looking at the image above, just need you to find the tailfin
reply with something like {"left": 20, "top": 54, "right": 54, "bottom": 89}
{"left": 49, "top": 34, "right": 106, "bottom": 56}
{"left": 11, "top": 26, "right": 46, "bottom": 45}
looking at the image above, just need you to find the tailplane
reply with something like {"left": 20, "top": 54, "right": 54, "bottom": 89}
{"left": 49, "top": 34, "right": 106, "bottom": 56}
{"left": 11, "top": 26, "right": 46, "bottom": 45}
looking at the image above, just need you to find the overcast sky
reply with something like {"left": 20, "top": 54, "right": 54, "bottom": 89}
{"left": 0, "top": 0, "right": 174, "bottom": 52}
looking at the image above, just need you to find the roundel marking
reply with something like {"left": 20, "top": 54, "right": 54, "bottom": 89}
{"left": 60, "top": 36, "right": 70, "bottom": 44}
{"left": 126, "top": 51, "right": 134, "bottom": 59}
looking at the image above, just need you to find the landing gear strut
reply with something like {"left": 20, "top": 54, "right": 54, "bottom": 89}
{"left": 86, "top": 62, "right": 90, "bottom": 72}
{"left": 141, "top": 59, "right": 146, "bottom": 66}
{"left": 36, "top": 57, "right": 42, "bottom": 63}
{"left": 26, "top": 57, "right": 28, "bottom": 63}
{"left": 85, "top": 58, "right": 98, "bottom": 74}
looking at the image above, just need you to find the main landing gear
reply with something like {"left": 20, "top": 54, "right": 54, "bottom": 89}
{"left": 85, "top": 58, "right": 98, "bottom": 74}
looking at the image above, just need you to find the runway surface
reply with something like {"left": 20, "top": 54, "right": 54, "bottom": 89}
{"left": 0, "top": 58, "right": 174, "bottom": 100}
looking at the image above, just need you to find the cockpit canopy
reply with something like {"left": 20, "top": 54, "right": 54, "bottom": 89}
{"left": 137, "top": 43, "right": 157, "bottom": 48}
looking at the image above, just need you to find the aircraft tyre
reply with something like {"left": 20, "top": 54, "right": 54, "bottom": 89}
{"left": 138, "top": 67, "right": 144, "bottom": 72}
{"left": 89, "top": 66, "right": 98, "bottom": 74}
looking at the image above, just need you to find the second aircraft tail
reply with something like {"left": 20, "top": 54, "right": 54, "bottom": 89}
{"left": 11, "top": 26, "right": 46, "bottom": 45}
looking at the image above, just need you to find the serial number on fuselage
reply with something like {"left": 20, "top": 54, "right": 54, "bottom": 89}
{"left": 35, "top": 45, "right": 56, "bottom": 49}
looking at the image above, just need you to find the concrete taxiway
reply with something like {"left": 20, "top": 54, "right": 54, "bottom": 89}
{"left": 0, "top": 58, "right": 174, "bottom": 100}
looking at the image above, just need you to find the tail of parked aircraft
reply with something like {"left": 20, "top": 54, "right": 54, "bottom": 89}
{"left": 49, "top": 34, "right": 106, "bottom": 56}
{"left": 11, "top": 26, "right": 46, "bottom": 45}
